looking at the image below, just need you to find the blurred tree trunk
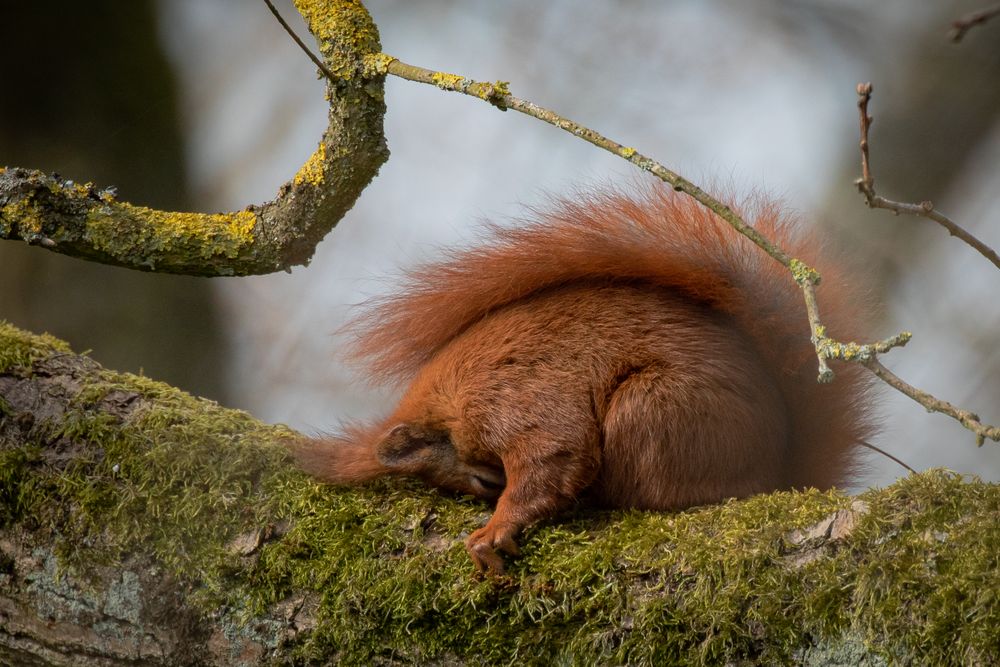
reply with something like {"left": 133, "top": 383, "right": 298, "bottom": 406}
{"left": 0, "top": 1, "right": 227, "bottom": 402}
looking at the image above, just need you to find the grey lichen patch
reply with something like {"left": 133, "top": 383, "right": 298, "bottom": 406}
{"left": 102, "top": 570, "right": 143, "bottom": 625}
{"left": 2, "top": 320, "right": 998, "bottom": 664}
{"left": 796, "top": 633, "right": 888, "bottom": 666}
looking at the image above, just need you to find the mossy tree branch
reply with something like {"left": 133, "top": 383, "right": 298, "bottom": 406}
{"left": 1, "top": 321, "right": 998, "bottom": 665}
{"left": 0, "top": 0, "right": 388, "bottom": 276}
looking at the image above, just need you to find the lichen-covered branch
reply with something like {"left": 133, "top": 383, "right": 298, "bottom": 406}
{"left": 854, "top": 82, "right": 1000, "bottom": 271}
{"left": 352, "top": 55, "right": 1000, "bottom": 446}
{"left": 360, "top": 56, "right": 927, "bottom": 400}
{"left": 0, "top": 0, "right": 388, "bottom": 276}
{"left": 2, "top": 321, "right": 999, "bottom": 665}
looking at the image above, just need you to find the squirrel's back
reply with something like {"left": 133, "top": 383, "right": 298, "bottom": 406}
{"left": 348, "top": 185, "right": 876, "bottom": 492}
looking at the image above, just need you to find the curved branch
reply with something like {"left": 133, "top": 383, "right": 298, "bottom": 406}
{"left": 0, "top": 0, "right": 388, "bottom": 276}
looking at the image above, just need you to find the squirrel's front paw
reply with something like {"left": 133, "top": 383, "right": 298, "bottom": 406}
{"left": 465, "top": 521, "right": 520, "bottom": 574}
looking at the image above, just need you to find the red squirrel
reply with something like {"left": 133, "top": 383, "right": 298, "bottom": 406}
{"left": 295, "top": 185, "right": 877, "bottom": 573}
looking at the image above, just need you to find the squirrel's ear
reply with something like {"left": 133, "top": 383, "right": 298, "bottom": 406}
{"left": 376, "top": 424, "right": 424, "bottom": 467}
{"left": 376, "top": 423, "right": 448, "bottom": 470}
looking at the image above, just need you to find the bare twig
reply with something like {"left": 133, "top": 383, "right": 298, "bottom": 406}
{"left": 850, "top": 82, "right": 999, "bottom": 444}
{"left": 855, "top": 83, "right": 1000, "bottom": 271}
{"left": 862, "top": 358, "right": 999, "bottom": 446}
{"left": 263, "top": 0, "right": 337, "bottom": 82}
{"left": 949, "top": 3, "right": 1000, "bottom": 42}
{"left": 858, "top": 440, "right": 917, "bottom": 475}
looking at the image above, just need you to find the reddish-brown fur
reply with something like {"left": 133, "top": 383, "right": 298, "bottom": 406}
{"left": 295, "top": 185, "right": 877, "bottom": 573}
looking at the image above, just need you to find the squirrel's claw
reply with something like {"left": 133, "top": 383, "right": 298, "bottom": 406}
{"left": 466, "top": 522, "right": 520, "bottom": 574}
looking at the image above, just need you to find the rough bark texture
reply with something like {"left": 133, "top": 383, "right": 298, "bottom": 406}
{"left": 1, "top": 321, "right": 998, "bottom": 666}
{"left": 0, "top": 0, "right": 388, "bottom": 276}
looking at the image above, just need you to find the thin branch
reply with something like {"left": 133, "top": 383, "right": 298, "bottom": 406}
{"left": 949, "top": 3, "right": 1000, "bottom": 42}
{"left": 855, "top": 82, "right": 1000, "bottom": 271}
{"left": 378, "top": 59, "right": 796, "bottom": 269}
{"left": 857, "top": 440, "right": 917, "bottom": 475}
{"left": 371, "top": 60, "right": 921, "bottom": 380}
{"left": 372, "top": 65, "right": 994, "bottom": 444}
{"left": 263, "top": 0, "right": 337, "bottom": 82}
{"left": 862, "top": 358, "right": 999, "bottom": 446}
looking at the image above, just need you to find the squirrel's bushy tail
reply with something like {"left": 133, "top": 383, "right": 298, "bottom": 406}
{"left": 349, "top": 184, "right": 877, "bottom": 489}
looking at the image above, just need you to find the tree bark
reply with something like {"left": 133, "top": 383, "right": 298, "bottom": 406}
{"left": 1, "top": 321, "right": 998, "bottom": 666}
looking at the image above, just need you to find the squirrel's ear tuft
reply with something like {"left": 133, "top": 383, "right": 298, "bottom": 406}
{"left": 376, "top": 423, "right": 451, "bottom": 470}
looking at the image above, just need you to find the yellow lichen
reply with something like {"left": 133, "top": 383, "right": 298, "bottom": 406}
{"left": 475, "top": 80, "right": 510, "bottom": 102}
{"left": 621, "top": 147, "right": 637, "bottom": 159}
{"left": 86, "top": 203, "right": 257, "bottom": 262}
{"left": 790, "top": 258, "right": 821, "bottom": 286}
{"left": 293, "top": 0, "right": 381, "bottom": 80}
{"left": 1, "top": 198, "right": 43, "bottom": 235}
{"left": 362, "top": 52, "right": 396, "bottom": 76}
{"left": 432, "top": 72, "right": 466, "bottom": 90}
{"left": 294, "top": 143, "right": 327, "bottom": 189}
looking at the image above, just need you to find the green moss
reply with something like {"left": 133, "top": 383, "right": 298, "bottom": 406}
{"left": 0, "top": 320, "right": 71, "bottom": 373}
{"left": 0, "top": 446, "right": 46, "bottom": 527}
{"left": 1, "top": 321, "right": 997, "bottom": 664}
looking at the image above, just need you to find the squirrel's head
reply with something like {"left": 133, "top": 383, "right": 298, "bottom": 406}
{"left": 375, "top": 422, "right": 506, "bottom": 501}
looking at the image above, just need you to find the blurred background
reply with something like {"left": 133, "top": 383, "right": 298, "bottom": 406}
{"left": 1, "top": 0, "right": 997, "bottom": 489}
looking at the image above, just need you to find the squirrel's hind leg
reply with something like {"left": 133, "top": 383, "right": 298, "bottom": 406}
{"left": 596, "top": 364, "right": 787, "bottom": 510}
